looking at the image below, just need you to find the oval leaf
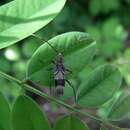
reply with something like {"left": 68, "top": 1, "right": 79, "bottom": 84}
{"left": 77, "top": 64, "right": 122, "bottom": 107}
{"left": 54, "top": 115, "right": 89, "bottom": 130}
{"left": 27, "top": 31, "right": 96, "bottom": 86}
{"left": 108, "top": 94, "right": 130, "bottom": 121}
{"left": 12, "top": 95, "right": 51, "bottom": 130}
{"left": 0, "top": 0, "right": 66, "bottom": 49}
{"left": 0, "top": 92, "right": 11, "bottom": 130}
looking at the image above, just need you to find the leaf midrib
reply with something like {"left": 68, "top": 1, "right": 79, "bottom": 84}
{"left": 78, "top": 68, "right": 118, "bottom": 100}
{"left": 0, "top": 0, "right": 61, "bottom": 33}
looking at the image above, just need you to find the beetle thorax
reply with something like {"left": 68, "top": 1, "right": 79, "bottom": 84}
{"left": 55, "top": 53, "right": 64, "bottom": 64}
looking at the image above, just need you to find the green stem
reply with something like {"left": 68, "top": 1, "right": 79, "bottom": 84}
{"left": 0, "top": 71, "right": 21, "bottom": 84}
{"left": 0, "top": 70, "right": 121, "bottom": 129}
{"left": 24, "top": 83, "right": 100, "bottom": 121}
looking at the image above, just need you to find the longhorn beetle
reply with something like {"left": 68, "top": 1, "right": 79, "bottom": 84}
{"left": 31, "top": 34, "right": 77, "bottom": 102}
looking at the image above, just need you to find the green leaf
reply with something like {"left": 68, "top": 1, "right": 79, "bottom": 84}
{"left": 0, "top": 0, "right": 66, "bottom": 49}
{"left": 98, "top": 90, "right": 123, "bottom": 119}
{"left": 54, "top": 115, "right": 89, "bottom": 130}
{"left": 0, "top": 92, "right": 11, "bottom": 130}
{"left": 0, "top": 57, "right": 11, "bottom": 72}
{"left": 89, "top": 0, "right": 120, "bottom": 15}
{"left": 27, "top": 31, "right": 96, "bottom": 86}
{"left": 77, "top": 64, "right": 122, "bottom": 107}
{"left": 118, "top": 59, "right": 130, "bottom": 86}
{"left": 12, "top": 95, "right": 51, "bottom": 130}
{"left": 89, "top": 0, "right": 101, "bottom": 16}
{"left": 108, "top": 94, "right": 130, "bottom": 121}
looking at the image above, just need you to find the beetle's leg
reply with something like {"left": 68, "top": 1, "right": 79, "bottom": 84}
{"left": 65, "top": 68, "right": 72, "bottom": 74}
{"left": 65, "top": 79, "right": 77, "bottom": 103}
{"left": 62, "top": 66, "right": 72, "bottom": 75}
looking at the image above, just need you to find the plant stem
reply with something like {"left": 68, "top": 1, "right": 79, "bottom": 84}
{"left": 0, "top": 71, "right": 21, "bottom": 84}
{"left": 24, "top": 83, "right": 100, "bottom": 120}
{"left": 0, "top": 70, "right": 121, "bottom": 129}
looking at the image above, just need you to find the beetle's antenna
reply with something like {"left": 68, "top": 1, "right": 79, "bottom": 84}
{"left": 31, "top": 34, "right": 59, "bottom": 54}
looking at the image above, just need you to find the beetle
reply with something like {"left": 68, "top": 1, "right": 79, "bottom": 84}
{"left": 31, "top": 34, "right": 76, "bottom": 102}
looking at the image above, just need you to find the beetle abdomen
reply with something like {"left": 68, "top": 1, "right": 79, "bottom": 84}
{"left": 55, "top": 79, "right": 65, "bottom": 86}
{"left": 55, "top": 86, "right": 64, "bottom": 96}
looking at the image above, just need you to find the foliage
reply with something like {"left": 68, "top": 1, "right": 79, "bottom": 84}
{"left": 77, "top": 64, "right": 122, "bottom": 107}
{"left": 54, "top": 115, "right": 89, "bottom": 130}
{"left": 0, "top": 0, "right": 66, "bottom": 49}
{"left": 27, "top": 32, "right": 96, "bottom": 86}
{"left": 0, "top": 93, "right": 11, "bottom": 130}
{"left": 12, "top": 95, "right": 51, "bottom": 130}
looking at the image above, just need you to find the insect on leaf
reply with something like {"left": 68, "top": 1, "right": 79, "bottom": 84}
{"left": 27, "top": 31, "right": 96, "bottom": 86}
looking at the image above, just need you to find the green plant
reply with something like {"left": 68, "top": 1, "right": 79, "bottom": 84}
{"left": 0, "top": 0, "right": 129, "bottom": 130}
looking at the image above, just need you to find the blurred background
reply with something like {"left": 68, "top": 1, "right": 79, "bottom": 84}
{"left": 0, "top": 0, "right": 130, "bottom": 129}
